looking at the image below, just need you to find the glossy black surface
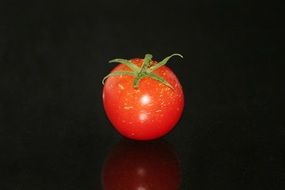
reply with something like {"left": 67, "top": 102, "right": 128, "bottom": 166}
{"left": 0, "top": 0, "right": 283, "bottom": 189}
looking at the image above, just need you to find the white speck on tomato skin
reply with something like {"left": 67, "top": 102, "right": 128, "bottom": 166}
{"left": 123, "top": 106, "right": 134, "bottom": 110}
{"left": 135, "top": 89, "right": 141, "bottom": 94}
{"left": 140, "top": 94, "right": 151, "bottom": 105}
{"left": 139, "top": 113, "right": 147, "bottom": 122}
{"left": 138, "top": 112, "right": 150, "bottom": 122}
{"left": 161, "top": 101, "right": 165, "bottom": 107}
{"left": 118, "top": 83, "right": 124, "bottom": 90}
{"left": 108, "top": 84, "right": 113, "bottom": 89}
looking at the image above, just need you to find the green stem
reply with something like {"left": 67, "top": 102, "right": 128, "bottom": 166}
{"left": 140, "top": 54, "right": 153, "bottom": 73}
{"left": 103, "top": 53, "right": 183, "bottom": 89}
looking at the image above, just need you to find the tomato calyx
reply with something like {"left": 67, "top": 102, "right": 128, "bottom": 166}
{"left": 102, "top": 53, "right": 183, "bottom": 89}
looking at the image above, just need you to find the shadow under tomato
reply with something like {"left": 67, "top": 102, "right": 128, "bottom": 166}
{"left": 101, "top": 138, "right": 182, "bottom": 190}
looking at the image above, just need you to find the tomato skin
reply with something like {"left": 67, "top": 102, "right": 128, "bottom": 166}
{"left": 103, "top": 58, "right": 184, "bottom": 140}
{"left": 102, "top": 139, "right": 181, "bottom": 190}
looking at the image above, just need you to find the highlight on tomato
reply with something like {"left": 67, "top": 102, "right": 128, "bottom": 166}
{"left": 101, "top": 139, "right": 182, "bottom": 190}
{"left": 102, "top": 53, "right": 184, "bottom": 140}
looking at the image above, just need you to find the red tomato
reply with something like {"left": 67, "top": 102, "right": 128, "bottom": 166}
{"left": 102, "top": 54, "right": 184, "bottom": 140}
{"left": 102, "top": 139, "right": 181, "bottom": 190}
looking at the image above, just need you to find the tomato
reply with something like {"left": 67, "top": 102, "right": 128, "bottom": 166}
{"left": 102, "top": 54, "right": 184, "bottom": 140}
{"left": 102, "top": 139, "right": 181, "bottom": 190}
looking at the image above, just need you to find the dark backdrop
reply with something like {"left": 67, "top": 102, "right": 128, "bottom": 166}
{"left": 0, "top": 0, "right": 283, "bottom": 189}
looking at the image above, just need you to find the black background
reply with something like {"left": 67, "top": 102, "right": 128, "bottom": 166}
{"left": 0, "top": 0, "right": 283, "bottom": 189}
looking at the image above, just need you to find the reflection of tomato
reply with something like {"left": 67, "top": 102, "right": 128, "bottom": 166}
{"left": 102, "top": 54, "right": 184, "bottom": 140}
{"left": 102, "top": 139, "right": 181, "bottom": 190}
